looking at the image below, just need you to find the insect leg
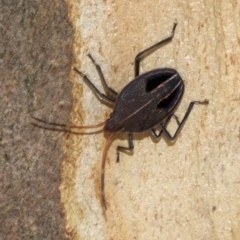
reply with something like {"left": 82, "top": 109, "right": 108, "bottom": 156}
{"left": 158, "top": 100, "right": 209, "bottom": 140}
{"left": 151, "top": 115, "right": 172, "bottom": 138}
{"left": 134, "top": 22, "right": 177, "bottom": 77}
{"left": 172, "top": 114, "right": 181, "bottom": 126}
{"left": 116, "top": 134, "right": 134, "bottom": 162}
{"left": 74, "top": 67, "right": 115, "bottom": 106}
{"left": 151, "top": 114, "right": 181, "bottom": 138}
{"left": 87, "top": 54, "right": 118, "bottom": 101}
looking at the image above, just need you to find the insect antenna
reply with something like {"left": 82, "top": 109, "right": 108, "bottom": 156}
{"left": 101, "top": 132, "right": 114, "bottom": 210}
{"left": 31, "top": 116, "right": 106, "bottom": 134}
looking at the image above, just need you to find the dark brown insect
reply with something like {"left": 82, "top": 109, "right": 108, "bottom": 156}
{"left": 32, "top": 23, "right": 208, "bottom": 210}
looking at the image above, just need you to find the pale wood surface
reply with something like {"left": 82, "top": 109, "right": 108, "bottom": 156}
{"left": 62, "top": 0, "right": 240, "bottom": 239}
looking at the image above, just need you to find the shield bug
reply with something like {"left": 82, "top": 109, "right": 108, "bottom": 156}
{"left": 32, "top": 23, "right": 208, "bottom": 210}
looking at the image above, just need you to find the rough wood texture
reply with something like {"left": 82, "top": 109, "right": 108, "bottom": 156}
{"left": 62, "top": 0, "right": 240, "bottom": 239}
{"left": 1, "top": 0, "right": 73, "bottom": 239}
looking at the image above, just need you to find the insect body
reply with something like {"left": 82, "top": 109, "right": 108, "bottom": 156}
{"left": 33, "top": 23, "right": 208, "bottom": 210}
{"left": 105, "top": 68, "right": 183, "bottom": 133}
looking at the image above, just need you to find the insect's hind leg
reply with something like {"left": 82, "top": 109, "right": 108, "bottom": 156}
{"left": 151, "top": 115, "right": 172, "bottom": 138}
{"left": 134, "top": 22, "right": 177, "bottom": 77}
{"left": 158, "top": 100, "right": 209, "bottom": 140}
{"left": 151, "top": 114, "right": 181, "bottom": 138}
{"left": 116, "top": 134, "right": 134, "bottom": 162}
{"left": 87, "top": 54, "right": 118, "bottom": 102}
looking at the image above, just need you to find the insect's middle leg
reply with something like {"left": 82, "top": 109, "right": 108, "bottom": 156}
{"left": 134, "top": 22, "right": 177, "bottom": 77}
{"left": 116, "top": 134, "right": 134, "bottom": 162}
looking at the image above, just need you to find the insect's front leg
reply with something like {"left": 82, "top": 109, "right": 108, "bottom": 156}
{"left": 116, "top": 134, "right": 134, "bottom": 162}
{"left": 74, "top": 67, "right": 115, "bottom": 106}
{"left": 87, "top": 54, "right": 118, "bottom": 101}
